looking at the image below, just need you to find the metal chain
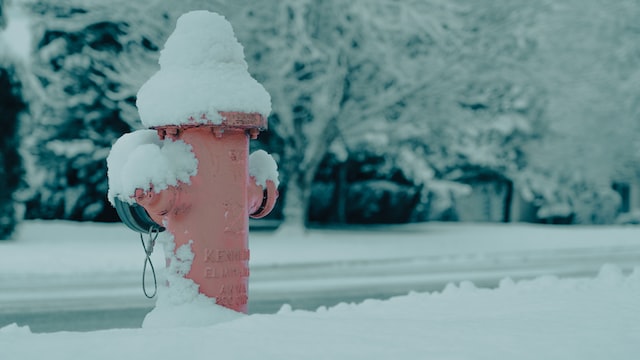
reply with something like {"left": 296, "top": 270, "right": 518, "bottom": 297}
{"left": 140, "top": 226, "right": 159, "bottom": 298}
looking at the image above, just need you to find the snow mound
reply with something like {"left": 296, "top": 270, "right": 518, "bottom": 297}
{"left": 142, "top": 231, "right": 244, "bottom": 329}
{"left": 107, "top": 130, "right": 198, "bottom": 205}
{"left": 143, "top": 281, "right": 243, "bottom": 329}
{"left": 2, "top": 265, "right": 639, "bottom": 359}
{"left": 136, "top": 10, "right": 271, "bottom": 128}
{"left": 0, "top": 323, "right": 31, "bottom": 335}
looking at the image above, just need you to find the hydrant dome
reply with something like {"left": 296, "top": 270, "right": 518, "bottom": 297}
{"left": 136, "top": 10, "right": 271, "bottom": 128}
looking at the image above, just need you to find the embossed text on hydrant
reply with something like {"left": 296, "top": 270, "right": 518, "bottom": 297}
{"left": 204, "top": 248, "right": 250, "bottom": 262}
{"left": 203, "top": 247, "right": 250, "bottom": 279}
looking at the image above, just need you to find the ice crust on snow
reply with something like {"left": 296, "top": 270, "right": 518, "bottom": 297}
{"left": 136, "top": 10, "right": 271, "bottom": 127}
{"left": 106, "top": 130, "right": 198, "bottom": 205}
{"left": 249, "top": 150, "right": 280, "bottom": 188}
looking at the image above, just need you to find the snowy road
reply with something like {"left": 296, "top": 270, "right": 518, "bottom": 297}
{"left": 2, "top": 239, "right": 639, "bottom": 332}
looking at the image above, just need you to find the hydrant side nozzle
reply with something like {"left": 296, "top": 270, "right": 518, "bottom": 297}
{"left": 113, "top": 197, "right": 165, "bottom": 234}
{"left": 248, "top": 179, "right": 279, "bottom": 219}
{"left": 134, "top": 185, "right": 178, "bottom": 220}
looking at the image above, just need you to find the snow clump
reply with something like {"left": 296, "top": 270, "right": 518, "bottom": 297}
{"left": 136, "top": 10, "right": 271, "bottom": 127}
{"left": 249, "top": 150, "right": 279, "bottom": 188}
{"left": 107, "top": 130, "right": 198, "bottom": 205}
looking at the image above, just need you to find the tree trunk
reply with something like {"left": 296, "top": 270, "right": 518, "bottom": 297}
{"left": 330, "top": 162, "right": 347, "bottom": 224}
{"left": 278, "top": 175, "right": 315, "bottom": 238}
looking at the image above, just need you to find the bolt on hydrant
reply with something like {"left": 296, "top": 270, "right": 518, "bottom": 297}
{"left": 106, "top": 11, "right": 278, "bottom": 314}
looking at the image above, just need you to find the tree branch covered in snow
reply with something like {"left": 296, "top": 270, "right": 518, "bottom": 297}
{"left": 5, "top": 0, "right": 640, "bottom": 225}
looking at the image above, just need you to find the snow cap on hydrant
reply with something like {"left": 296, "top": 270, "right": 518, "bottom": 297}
{"left": 136, "top": 10, "right": 271, "bottom": 128}
{"left": 106, "top": 10, "right": 279, "bottom": 319}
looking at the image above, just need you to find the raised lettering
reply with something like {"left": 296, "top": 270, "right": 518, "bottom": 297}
{"left": 204, "top": 248, "right": 250, "bottom": 263}
{"left": 205, "top": 265, "right": 249, "bottom": 279}
{"left": 228, "top": 149, "right": 242, "bottom": 162}
{"left": 204, "top": 248, "right": 215, "bottom": 263}
{"left": 223, "top": 265, "right": 247, "bottom": 278}
{"left": 219, "top": 283, "right": 248, "bottom": 295}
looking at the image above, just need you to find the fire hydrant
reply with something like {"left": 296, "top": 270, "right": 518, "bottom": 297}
{"left": 107, "top": 11, "right": 278, "bottom": 314}
{"left": 136, "top": 115, "right": 277, "bottom": 313}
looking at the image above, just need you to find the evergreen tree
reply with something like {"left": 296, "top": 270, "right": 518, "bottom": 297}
{"left": 20, "top": 0, "right": 170, "bottom": 221}
{"left": 0, "top": 66, "right": 25, "bottom": 239}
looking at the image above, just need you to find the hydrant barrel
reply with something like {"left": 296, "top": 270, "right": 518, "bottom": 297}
{"left": 136, "top": 121, "right": 275, "bottom": 313}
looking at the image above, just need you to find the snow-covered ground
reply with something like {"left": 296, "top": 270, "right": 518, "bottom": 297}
{"left": 1, "top": 220, "right": 639, "bottom": 359}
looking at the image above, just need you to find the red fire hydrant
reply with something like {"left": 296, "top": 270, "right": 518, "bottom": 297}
{"left": 134, "top": 114, "right": 277, "bottom": 313}
{"left": 107, "top": 11, "right": 277, "bottom": 314}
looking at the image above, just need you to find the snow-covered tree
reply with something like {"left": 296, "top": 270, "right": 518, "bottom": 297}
{"left": 314, "top": 0, "right": 548, "bottom": 223}
{"left": 18, "top": 0, "right": 173, "bottom": 220}
{"left": 231, "top": 0, "right": 479, "bottom": 227}
{"left": 7, "top": 0, "right": 640, "bottom": 227}
{"left": 518, "top": 0, "right": 640, "bottom": 223}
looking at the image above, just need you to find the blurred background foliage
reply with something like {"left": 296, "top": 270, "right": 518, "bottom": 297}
{"left": 0, "top": 0, "right": 639, "bottom": 238}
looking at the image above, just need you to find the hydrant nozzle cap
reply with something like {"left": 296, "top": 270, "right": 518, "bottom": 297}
{"left": 136, "top": 10, "right": 271, "bottom": 129}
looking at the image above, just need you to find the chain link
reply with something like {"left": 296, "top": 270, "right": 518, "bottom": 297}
{"left": 140, "top": 226, "right": 159, "bottom": 298}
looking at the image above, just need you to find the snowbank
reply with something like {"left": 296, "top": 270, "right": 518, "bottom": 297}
{"left": 136, "top": 10, "right": 271, "bottom": 127}
{"left": 1, "top": 265, "right": 639, "bottom": 360}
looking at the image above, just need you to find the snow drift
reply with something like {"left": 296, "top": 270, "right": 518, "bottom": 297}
{"left": 1, "top": 265, "right": 639, "bottom": 360}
